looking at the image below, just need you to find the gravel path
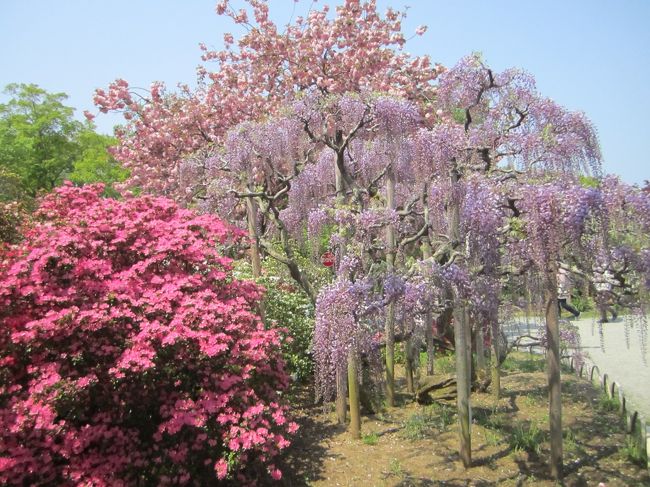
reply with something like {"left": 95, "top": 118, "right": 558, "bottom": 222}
{"left": 504, "top": 316, "right": 650, "bottom": 421}
{"left": 573, "top": 316, "right": 650, "bottom": 421}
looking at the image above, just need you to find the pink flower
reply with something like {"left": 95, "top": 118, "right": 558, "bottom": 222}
{"left": 214, "top": 459, "right": 228, "bottom": 480}
{"left": 268, "top": 466, "right": 282, "bottom": 480}
{"left": 0, "top": 185, "right": 295, "bottom": 485}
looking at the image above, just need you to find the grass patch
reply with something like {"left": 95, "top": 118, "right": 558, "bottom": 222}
{"left": 563, "top": 429, "right": 582, "bottom": 456}
{"left": 509, "top": 422, "right": 544, "bottom": 455}
{"left": 620, "top": 435, "right": 648, "bottom": 467}
{"left": 597, "top": 392, "right": 620, "bottom": 412}
{"left": 560, "top": 361, "right": 575, "bottom": 374}
{"left": 521, "top": 394, "right": 539, "bottom": 407}
{"left": 485, "top": 428, "right": 504, "bottom": 446}
{"left": 388, "top": 458, "right": 404, "bottom": 477}
{"left": 362, "top": 432, "right": 379, "bottom": 445}
{"left": 401, "top": 404, "right": 455, "bottom": 440}
{"left": 474, "top": 408, "right": 507, "bottom": 446}
{"left": 433, "top": 353, "right": 456, "bottom": 374}
{"left": 401, "top": 410, "right": 435, "bottom": 440}
{"left": 435, "top": 403, "right": 455, "bottom": 430}
{"left": 501, "top": 353, "right": 545, "bottom": 373}
{"left": 474, "top": 408, "right": 506, "bottom": 430}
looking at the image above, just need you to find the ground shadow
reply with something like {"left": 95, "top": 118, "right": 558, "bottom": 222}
{"left": 275, "top": 384, "right": 344, "bottom": 486}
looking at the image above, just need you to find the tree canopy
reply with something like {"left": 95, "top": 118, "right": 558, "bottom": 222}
{"left": 0, "top": 83, "right": 127, "bottom": 200}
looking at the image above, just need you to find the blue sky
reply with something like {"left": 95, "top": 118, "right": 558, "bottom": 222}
{"left": 1, "top": 0, "right": 649, "bottom": 185}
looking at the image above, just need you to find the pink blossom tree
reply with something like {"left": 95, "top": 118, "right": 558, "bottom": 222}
{"left": 90, "top": 0, "right": 440, "bottom": 202}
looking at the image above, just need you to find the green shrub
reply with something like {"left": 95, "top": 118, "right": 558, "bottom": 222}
{"left": 261, "top": 277, "right": 314, "bottom": 381}
{"left": 234, "top": 260, "right": 315, "bottom": 382}
{"left": 571, "top": 292, "right": 594, "bottom": 313}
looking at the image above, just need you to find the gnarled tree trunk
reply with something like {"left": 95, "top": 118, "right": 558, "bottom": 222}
{"left": 449, "top": 165, "right": 471, "bottom": 468}
{"left": 545, "top": 266, "right": 563, "bottom": 480}
{"left": 422, "top": 238, "right": 436, "bottom": 376}
{"left": 347, "top": 351, "right": 361, "bottom": 438}
{"left": 385, "top": 166, "right": 397, "bottom": 407}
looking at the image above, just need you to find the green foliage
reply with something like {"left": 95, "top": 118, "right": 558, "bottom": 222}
{"left": 401, "top": 409, "right": 434, "bottom": 440}
{"left": 620, "top": 434, "right": 647, "bottom": 467}
{"left": 393, "top": 341, "right": 413, "bottom": 365}
{"left": 0, "top": 166, "right": 26, "bottom": 203}
{"left": 362, "top": 432, "right": 379, "bottom": 445}
{"left": 509, "top": 422, "right": 544, "bottom": 455}
{"left": 474, "top": 408, "right": 506, "bottom": 430}
{"left": 541, "top": 123, "right": 555, "bottom": 144}
{"left": 569, "top": 282, "right": 595, "bottom": 313}
{"left": 234, "top": 258, "right": 315, "bottom": 382}
{"left": 1, "top": 83, "right": 83, "bottom": 196}
{"left": 562, "top": 428, "right": 584, "bottom": 456}
{"left": 522, "top": 394, "right": 539, "bottom": 407}
{"left": 451, "top": 107, "right": 467, "bottom": 125}
{"left": 434, "top": 403, "right": 455, "bottom": 430}
{"left": 0, "top": 199, "right": 27, "bottom": 244}
{"left": 501, "top": 352, "right": 545, "bottom": 373}
{"left": 570, "top": 293, "right": 594, "bottom": 313}
{"left": 315, "top": 222, "right": 336, "bottom": 255}
{"left": 485, "top": 429, "right": 503, "bottom": 447}
{"left": 579, "top": 174, "right": 600, "bottom": 188}
{"left": 433, "top": 352, "right": 456, "bottom": 374}
{"left": 261, "top": 274, "right": 314, "bottom": 381}
{"left": 0, "top": 83, "right": 127, "bottom": 198}
{"left": 388, "top": 458, "right": 404, "bottom": 477}
{"left": 506, "top": 216, "right": 527, "bottom": 239}
{"left": 67, "top": 131, "right": 128, "bottom": 195}
{"left": 596, "top": 392, "right": 620, "bottom": 412}
{"left": 473, "top": 409, "right": 512, "bottom": 447}
{"left": 0, "top": 167, "right": 29, "bottom": 243}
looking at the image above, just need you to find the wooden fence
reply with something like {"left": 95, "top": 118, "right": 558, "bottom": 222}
{"left": 564, "top": 354, "right": 649, "bottom": 470}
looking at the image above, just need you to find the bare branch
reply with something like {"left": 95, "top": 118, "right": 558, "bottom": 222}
{"left": 399, "top": 221, "right": 430, "bottom": 248}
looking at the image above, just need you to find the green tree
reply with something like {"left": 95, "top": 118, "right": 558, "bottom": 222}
{"left": 0, "top": 83, "right": 128, "bottom": 242}
{"left": 0, "top": 83, "right": 127, "bottom": 199}
{"left": 0, "top": 159, "right": 30, "bottom": 244}
{"left": 0, "top": 83, "right": 83, "bottom": 196}
{"left": 67, "top": 130, "right": 128, "bottom": 194}
{"left": 0, "top": 166, "right": 24, "bottom": 203}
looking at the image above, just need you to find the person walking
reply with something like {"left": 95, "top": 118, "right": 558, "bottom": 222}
{"left": 557, "top": 267, "right": 580, "bottom": 319}
{"left": 593, "top": 266, "right": 618, "bottom": 323}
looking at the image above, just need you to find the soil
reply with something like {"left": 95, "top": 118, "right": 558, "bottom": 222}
{"left": 276, "top": 353, "right": 650, "bottom": 487}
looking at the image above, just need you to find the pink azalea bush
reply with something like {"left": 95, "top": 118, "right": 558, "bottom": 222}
{"left": 0, "top": 183, "right": 297, "bottom": 485}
